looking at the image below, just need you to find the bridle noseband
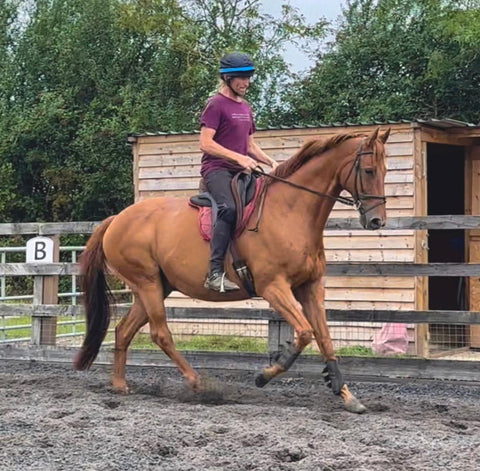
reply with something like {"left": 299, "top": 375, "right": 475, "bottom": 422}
{"left": 253, "top": 139, "right": 386, "bottom": 214}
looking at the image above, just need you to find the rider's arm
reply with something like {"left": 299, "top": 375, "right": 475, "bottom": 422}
{"left": 200, "top": 126, "right": 258, "bottom": 170}
{"left": 248, "top": 135, "right": 279, "bottom": 169}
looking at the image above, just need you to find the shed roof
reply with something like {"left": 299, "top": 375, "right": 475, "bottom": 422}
{"left": 128, "top": 118, "right": 479, "bottom": 139}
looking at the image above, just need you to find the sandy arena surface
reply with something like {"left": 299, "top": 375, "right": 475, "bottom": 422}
{"left": 1, "top": 359, "right": 480, "bottom": 471}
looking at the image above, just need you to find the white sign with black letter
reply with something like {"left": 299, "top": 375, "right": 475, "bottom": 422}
{"left": 26, "top": 237, "right": 54, "bottom": 263}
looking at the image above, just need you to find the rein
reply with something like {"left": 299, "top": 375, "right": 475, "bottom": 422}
{"left": 252, "top": 140, "right": 386, "bottom": 214}
{"left": 252, "top": 168, "right": 357, "bottom": 207}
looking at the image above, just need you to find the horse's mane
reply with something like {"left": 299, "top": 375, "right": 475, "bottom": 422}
{"left": 269, "top": 132, "right": 362, "bottom": 183}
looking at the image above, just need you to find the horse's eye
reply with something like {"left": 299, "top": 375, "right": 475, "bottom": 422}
{"left": 365, "top": 168, "right": 375, "bottom": 176}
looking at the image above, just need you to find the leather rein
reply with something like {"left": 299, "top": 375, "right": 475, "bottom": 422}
{"left": 252, "top": 139, "right": 386, "bottom": 215}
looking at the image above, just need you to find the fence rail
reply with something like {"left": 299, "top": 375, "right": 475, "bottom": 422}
{"left": 1, "top": 215, "right": 480, "bottom": 235}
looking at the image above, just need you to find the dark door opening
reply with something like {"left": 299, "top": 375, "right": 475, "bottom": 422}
{"left": 427, "top": 143, "right": 466, "bottom": 350}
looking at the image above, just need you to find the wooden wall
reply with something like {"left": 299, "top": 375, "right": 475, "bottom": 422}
{"left": 131, "top": 124, "right": 417, "bottom": 348}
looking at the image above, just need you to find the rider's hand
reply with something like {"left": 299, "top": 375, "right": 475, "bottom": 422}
{"left": 238, "top": 155, "right": 259, "bottom": 171}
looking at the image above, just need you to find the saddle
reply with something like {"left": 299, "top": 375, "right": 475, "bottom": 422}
{"left": 189, "top": 172, "right": 263, "bottom": 241}
{"left": 189, "top": 172, "right": 265, "bottom": 297}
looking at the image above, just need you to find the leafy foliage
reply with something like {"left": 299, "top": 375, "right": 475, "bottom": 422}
{"left": 283, "top": 0, "right": 480, "bottom": 124}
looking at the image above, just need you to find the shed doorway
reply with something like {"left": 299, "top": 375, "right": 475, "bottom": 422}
{"left": 426, "top": 143, "right": 466, "bottom": 352}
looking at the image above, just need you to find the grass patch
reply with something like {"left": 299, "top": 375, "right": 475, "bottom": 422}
{"left": 130, "top": 333, "right": 268, "bottom": 353}
{"left": 336, "top": 345, "right": 373, "bottom": 357}
{"left": 1, "top": 315, "right": 85, "bottom": 340}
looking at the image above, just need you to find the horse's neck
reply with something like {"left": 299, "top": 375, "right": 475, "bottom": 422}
{"left": 268, "top": 144, "right": 353, "bottom": 240}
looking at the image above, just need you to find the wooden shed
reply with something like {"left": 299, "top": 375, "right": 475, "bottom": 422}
{"left": 128, "top": 119, "right": 480, "bottom": 355}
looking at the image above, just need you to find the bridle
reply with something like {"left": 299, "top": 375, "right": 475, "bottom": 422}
{"left": 253, "top": 138, "right": 386, "bottom": 215}
{"left": 342, "top": 139, "right": 387, "bottom": 215}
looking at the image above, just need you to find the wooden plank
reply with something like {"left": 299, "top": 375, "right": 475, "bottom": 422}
{"left": 326, "top": 300, "right": 413, "bottom": 310}
{"left": 0, "top": 221, "right": 101, "bottom": 236}
{"left": 386, "top": 156, "right": 414, "bottom": 171}
{"left": 468, "top": 148, "right": 480, "bottom": 346}
{"left": 384, "top": 183, "right": 414, "bottom": 197}
{"left": 139, "top": 154, "right": 201, "bottom": 167}
{"left": 39, "top": 235, "right": 59, "bottom": 346}
{"left": 327, "top": 262, "right": 480, "bottom": 276}
{"left": 326, "top": 249, "right": 415, "bottom": 262}
{"left": 324, "top": 229, "right": 415, "bottom": 236}
{"left": 325, "top": 276, "right": 415, "bottom": 289}
{"left": 133, "top": 133, "right": 141, "bottom": 202}
{"left": 139, "top": 178, "right": 199, "bottom": 192}
{"left": 325, "top": 235, "right": 414, "bottom": 249}
{"left": 139, "top": 166, "right": 200, "bottom": 179}
{"left": 326, "top": 288, "right": 414, "bottom": 302}
{"left": 414, "top": 132, "right": 428, "bottom": 357}
{"left": 384, "top": 142, "right": 414, "bottom": 156}
{"left": 0, "top": 263, "right": 81, "bottom": 276}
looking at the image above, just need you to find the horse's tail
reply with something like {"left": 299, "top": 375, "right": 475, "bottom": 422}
{"left": 74, "top": 216, "right": 116, "bottom": 371}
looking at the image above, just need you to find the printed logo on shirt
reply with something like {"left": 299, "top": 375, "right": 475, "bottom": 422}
{"left": 231, "top": 113, "right": 251, "bottom": 121}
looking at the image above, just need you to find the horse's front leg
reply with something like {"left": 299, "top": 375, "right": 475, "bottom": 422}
{"left": 256, "top": 279, "right": 315, "bottom": 387}
{"left": 295, "top": 277, "right": 366, "bottom": 414}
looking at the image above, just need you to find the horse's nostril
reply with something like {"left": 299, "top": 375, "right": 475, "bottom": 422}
{"left": 369, "top": 218, "right": 383, "bottom": 230}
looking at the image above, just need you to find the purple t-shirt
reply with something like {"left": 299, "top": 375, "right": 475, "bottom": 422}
{"left": 200, "top": 93, "right": 256, "bottom": 177}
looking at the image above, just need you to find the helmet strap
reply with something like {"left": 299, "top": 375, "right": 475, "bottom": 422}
{"left": 226, "top": 77, "right": 241, "bottom": 97}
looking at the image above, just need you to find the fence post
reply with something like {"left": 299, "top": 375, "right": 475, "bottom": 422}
{"left": 31, "top": 235, "right": 59, "bottom": 346}
{"left": 268, "top": 319, "right": 294, "bottom": 353}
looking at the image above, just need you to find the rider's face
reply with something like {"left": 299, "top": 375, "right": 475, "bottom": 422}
{"left": 230, "top": 76, "right": 251, "bottom": 96}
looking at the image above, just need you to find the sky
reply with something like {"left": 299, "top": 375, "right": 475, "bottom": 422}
{"left": 261, "top": 0, "right": 348, "bottom": 72}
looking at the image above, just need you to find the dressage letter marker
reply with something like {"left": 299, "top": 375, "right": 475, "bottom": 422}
{"left": 26, "top": 237, "right": 54, "bottom": 263}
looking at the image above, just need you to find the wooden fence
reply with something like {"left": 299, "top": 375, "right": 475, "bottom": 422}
{"left": 2, "top": 217, "right": 480, "bottom": 380}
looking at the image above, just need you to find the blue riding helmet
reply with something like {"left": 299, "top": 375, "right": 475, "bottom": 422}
{"left": 220, "top": 52, "right": 255, "bottom": 78}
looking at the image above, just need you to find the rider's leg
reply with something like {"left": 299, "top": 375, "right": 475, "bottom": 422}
{"left": 203, "top": 169, "right": 240, "bottom": 291}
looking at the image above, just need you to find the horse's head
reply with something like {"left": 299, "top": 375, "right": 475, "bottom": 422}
{"left": 340, "top": 128, "right": 390, "bottom": 230}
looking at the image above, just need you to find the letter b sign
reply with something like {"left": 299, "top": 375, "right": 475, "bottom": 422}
{"left": 26, "top": 237, "right": 54, "bottom": 263}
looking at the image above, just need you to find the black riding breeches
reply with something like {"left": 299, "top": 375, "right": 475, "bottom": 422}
{"left": 203, "top": 169, "right": 237, "bottom": 274}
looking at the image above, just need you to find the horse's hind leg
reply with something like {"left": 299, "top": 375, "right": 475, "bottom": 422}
{"left": 136, "top": 281, "right": 201, "bottom": 391}
{"left": 112, "top": 300, "right": 148, "bottom": 393}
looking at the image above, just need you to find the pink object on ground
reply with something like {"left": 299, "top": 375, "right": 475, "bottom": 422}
{"left": 372, "top": 323, "right": 409, "bottom": 355}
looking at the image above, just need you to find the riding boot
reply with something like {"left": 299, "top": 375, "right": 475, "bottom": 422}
{"left": 205, "top": 218, "right": 240, "bottom": 292}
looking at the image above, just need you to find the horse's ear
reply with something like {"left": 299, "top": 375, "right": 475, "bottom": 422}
{"left": 366, "top": 128, "right": 379, "bottom": 147}
{"left": 379, "top": 127, "right": 391, "bottom": 144}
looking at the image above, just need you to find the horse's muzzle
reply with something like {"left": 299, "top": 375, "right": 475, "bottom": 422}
{"left": 360, "top": 214, "right": 385, "bottom": 230}
{"left": 367, "top": 217, "right": 385, "bottom": 230}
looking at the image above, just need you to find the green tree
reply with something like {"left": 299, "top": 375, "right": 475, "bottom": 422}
{"left": 284, "top": 0, "right": 480, "bottom": 124}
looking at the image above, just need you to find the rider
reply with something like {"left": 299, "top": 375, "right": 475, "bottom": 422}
{"left": 200, "top": 52, "right": 278, "bottom": 292}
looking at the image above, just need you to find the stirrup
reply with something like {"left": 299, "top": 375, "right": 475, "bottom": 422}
{"left": 204, "top": 272, "right": 240, "bottom": 293}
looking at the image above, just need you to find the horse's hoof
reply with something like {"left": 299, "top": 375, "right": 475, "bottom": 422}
{"left": 111, "top": 381, "right": 129, "bottom": 394}
{"left": 112, "top": 385, "right": 130, "bottom": 394}
{"left": 345, "top": 397, "right": 367, "bottom": 414}
{"left": 255, "top": 372, "right": 269, "bottom": 388}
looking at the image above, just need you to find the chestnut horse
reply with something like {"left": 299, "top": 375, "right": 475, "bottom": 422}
{"left": 75, "top": 128, "right": 390, "bottom": 414}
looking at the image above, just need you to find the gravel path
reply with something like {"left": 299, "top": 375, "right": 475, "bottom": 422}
{"left": 1, "top": 360, "right": 480, "bottom": 471}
